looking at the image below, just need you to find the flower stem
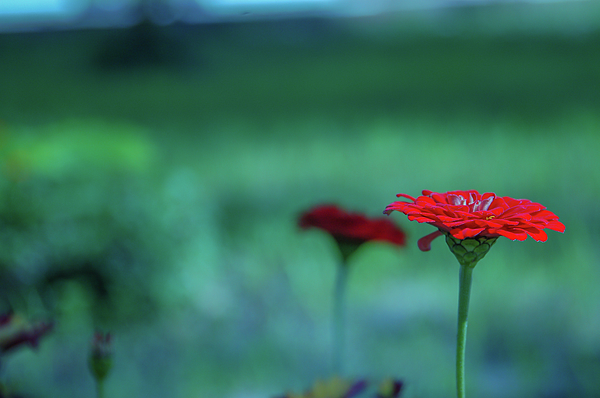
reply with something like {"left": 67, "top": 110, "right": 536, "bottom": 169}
{"left": 456, "top": 264, "right": 474, "bottom": 398}
{"left": 96, "top": 380, "right": 105, "bottom": 398}
{"left": 333, "top": 262, "right": 349, "bottom": 375}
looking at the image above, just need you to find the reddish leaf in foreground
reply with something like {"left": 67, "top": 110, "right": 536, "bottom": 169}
{"left": 275, "top": 376, "right": 404, "bottom": 398}
{"left": 0, "top": 313, "right": 54, "bottom": 354}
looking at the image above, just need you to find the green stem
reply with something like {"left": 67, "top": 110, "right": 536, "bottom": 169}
{"left": 332, "top": 262, "right": 349, "bottom": 375}
{"left": 456, "top": 264, "right": 474, "bottom": 398}
{"left": 96, "top": 380, "right": 105, "bottom": 398}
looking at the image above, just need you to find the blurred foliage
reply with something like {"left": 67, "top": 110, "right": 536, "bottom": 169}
{"left": 0, "top": 2, "right": 600, "bottom": 397}
{"left": 0, "top": 120, "right": 167, "bottom": 327}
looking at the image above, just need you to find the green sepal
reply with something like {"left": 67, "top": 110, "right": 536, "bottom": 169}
{"left": 445, "top": 233, "right": 498, "bottom": 267}
{"left": 89, "top": 355, "right": 112, "bottom": 382}
{"left": 334, "top": 238, "right": 363, "bottom": 264}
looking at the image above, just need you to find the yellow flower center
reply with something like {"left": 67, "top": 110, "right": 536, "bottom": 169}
{"left": 486, "top": 215, "right": 495, "bottom": 220}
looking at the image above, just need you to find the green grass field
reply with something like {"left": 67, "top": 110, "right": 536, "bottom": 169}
{"left": 1, "top": 2, "right": 600, "bottom": 397}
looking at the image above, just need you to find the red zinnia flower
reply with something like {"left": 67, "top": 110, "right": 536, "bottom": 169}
{"left": 299, "top": 205, "right": 407, "bottom": 248}
{"left": 384, "top": 190, "right": 565, "bottom": 252}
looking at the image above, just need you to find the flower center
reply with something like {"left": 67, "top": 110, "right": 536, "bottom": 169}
{"left": 486, "top": 215, "right": 495, "bottom": 220}
{"left": 447, "top": 193, "right": 495, "bottom": 212}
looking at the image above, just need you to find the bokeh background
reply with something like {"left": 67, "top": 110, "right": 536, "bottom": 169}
{"left": 1, "top": 0, "right": 600, "bottom": 397}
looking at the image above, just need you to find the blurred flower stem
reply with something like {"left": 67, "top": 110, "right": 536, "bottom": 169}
{"left": 456, "top": 264, "right": 473, "bottom": 398}
{"left": 96, "top": 379, "right": 105, "bottom": 398}
{"left": 333, "top": 261, "right": 349, "bottom": 375}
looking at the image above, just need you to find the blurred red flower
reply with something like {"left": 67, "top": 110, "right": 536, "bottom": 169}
{"left": 384, "top": 190, "right": 565, "bottom": 251}
{"left": 299, "top": 205, "right": 406, "bottom": 248}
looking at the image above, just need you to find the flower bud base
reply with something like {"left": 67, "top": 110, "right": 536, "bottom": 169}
{"left": 444, "top": 233, "right": 497, "bottom": 267}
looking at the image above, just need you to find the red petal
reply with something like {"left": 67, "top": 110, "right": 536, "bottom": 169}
{"left": 433, "top": 193, "right": 453, "bottom": 204}
{"left": 451, "top": 227, "right": 485, "bottom": 239}
{"left": 532, "top": 210, "right": 559, "bottom": 220}
{"left": 497, "top": 229, "right": 528, "bottom": 240}
{"left": 527, "top": 229, "right": 548, "bottom": 241}
{"left": 418, "top": 230, "right": 444, "bottom": 251}
{"left": 395, "top": 193, "right": 417, "bottom": 202}
{"left": 415, "top": 196, "right": 437, "bottom": 206}
{"left": 545, "top": 220, "right": 565, "bottom": 232}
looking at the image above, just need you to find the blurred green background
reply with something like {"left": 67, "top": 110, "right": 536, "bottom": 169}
{"left": 1, "top": 1, "right": 600, "bottom": 397}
